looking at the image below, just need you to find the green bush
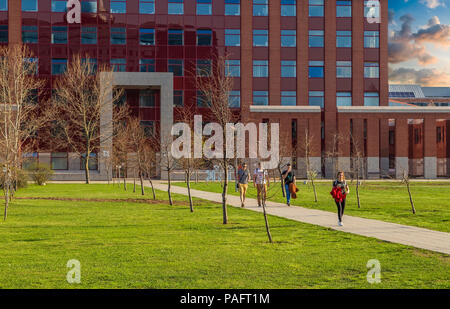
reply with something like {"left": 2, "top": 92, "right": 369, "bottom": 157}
{"left": 0, "top": 168, "right": 29, "bottom": 189}
{"left": 26, "top": 163, "right": 54, "bottom": 186}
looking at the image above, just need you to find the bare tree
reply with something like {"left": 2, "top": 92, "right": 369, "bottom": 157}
{"left": 350, "top": 133, "right": 365, "bottom": 209}
{"left": 141, "top": 143, "right": 157, "bottom": 200}
{"left": 301, "top": 128, "right": 319, "bottom": 202}
{"left": 159, "top": 131, "right": 178, "bottom": 206}
{"left": 400, "top": 170, "right": 416, "bottom": 214}
{"left": 52, "top": 54, "right": 126, "bottom": 184}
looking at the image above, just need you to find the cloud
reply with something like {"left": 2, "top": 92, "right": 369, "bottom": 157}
{"left": 419, "top": 0, "right": 445, "bottom": 9}
{"left": 389, "top": 67, "right": 450, "bottom": 86}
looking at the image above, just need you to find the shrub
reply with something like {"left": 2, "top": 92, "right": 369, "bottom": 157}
{"left": 26, "top": 163, "right": 54, "bottom": 186}
{"left": 0, "top": 168, "right": 29, "bottom": 189}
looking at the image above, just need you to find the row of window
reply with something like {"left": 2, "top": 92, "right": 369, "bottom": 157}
{"left": 4, "top": 0, "right": 378, "bottom": 19}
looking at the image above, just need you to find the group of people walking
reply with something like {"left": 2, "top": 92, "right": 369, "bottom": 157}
{"left": 237, "top": 163, "right": 350, "bottom": 227}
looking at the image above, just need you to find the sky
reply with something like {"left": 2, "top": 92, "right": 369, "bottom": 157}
{"left": 388, "top": 0, "right": 450, "bottom": 86}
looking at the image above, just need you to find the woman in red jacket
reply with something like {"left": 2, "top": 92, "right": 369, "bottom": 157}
{"left": 331, "top": 171, "right": 350, "bottom": 226}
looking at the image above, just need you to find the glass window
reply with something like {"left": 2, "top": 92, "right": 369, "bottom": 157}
{"left": 22, "top": 26, "right": 38, "bottom": 44}
{"left": 253, "top": 91, "right": 269, "bottom": 106}
{"left": 51, "top": 0, "right": 66, "bottom": 12}
{"left": 281, "top": 30, "right": 296, "bottom": 47}
{"left": 281, "top": 0, "right": 296, "bottom": 16}
{"left": 337, "top": 92, "right": 352, "bottom": 106}
{"left": 309, "top": 61, "right": 324, "bottom": 78}
{"left": 197, "top": 59, "right": 211, "bottom": 76}
{"left": 52, "top": 26, "right": 67, "bottom": 44}
{"left": 229, "top": 91, "right": 241, "bottom": 108}
{"left": 24, "top": 58, "right": 38, "bottom": 75}
{"left": 309, "top": 30, "right": 324, "bottom": 47}
{"left": 111, "top": 58, "right": 126, "bottom": 72}
{"left": 197, "top": 91, "right": 211, "bottom": 108}
{"left": 225, "top": 29, "right": 240, "bottom": 46}
{"left": 364, "top": 0, "right": 380, "bottom": 19}
{"left": 140, "top": 121, "right": 155, "bottom": 137}
{"left": 253, "top": 0, "right": 268, "bottom": 16}
{"left": 140, "top": 0, "right": 155, "bottom": 14}
{"left": 364, "top": 31, "right": 379, "bottom": 48}
{"left": 168, "top": 0, "right": 184, "bottom": 15}
{"left": 174, "top": 90, "right": 183, "bottom": 107}
{"left": 364, "top": 92, "right": 379, "bottom": 106}
{"left": 281, "top": 60, "right": 296, "bottom": 77}
{"left": 81, "top": 1, "right": 97, "bottom": 13}
{"left": 253, "top": 60, "right": 268, "bottom": 77}
{"left": 253, "top": 29, "right": 268, "bottom": 47}
{"left": 309, "top": 0, "right": 324, "bottom": 17}
{"left": 309, "top": 91, "right": 324, "bottom": 107}
{"left": 82, "top": 58, "right": 97, "bottom": 74}
{"left": 197, "top": 0, "right": 212, "bottom": 15}
{"left": 168, "top": 59, "right": 184, "bottom": 76}
{"left": 336, "top": 31, "right": 352, "bottom": 48}
{"left": 139, "top": 90, "right": 156, "bottom": 107}
{"left": 80, "top": 153, "right": 98, "bottom": 170}
{"left": 0, "top": 25, "right": 7, "bottom": 43}
{"left": 140, "top": 59, "right": 155, "bottom": 72}
{"left": 337, "top": 1, "right": 352, "bottom": 17}
{"left": 22, "top": 0, "right": 37, "bottom": 11}
{"left": 225, "top": 0, "right": 240, "bottom": 16}
{"left": 281, "top": 91, "right": 296, "bottom": 106}
{"left": 140, "top": 28, "right": 155, "bottom": 45}
{"left": 197, "top": 29, "right": 212, "bottom": 46}
{"left": 51, "top": 152, "right": 68, "bottom": 170}
{"left": 111, "top": 0, "right": 126, "bottom": 13}
{"left": 81, "top": 26, "right": 97, "bottom": 44}
{"left": 0, "top": 0, "right": 6, "bottom": 11}
{"left": 23, "top": 153, "right": 38, "bottom": 169}
{"left": 111, "top": 27, "right": 126, "bottom": 44}
{"left": 226, "top": 60, "right": 240, "bottom": 77}
{"left": 364, "top": 62, "right": 379, "bottom": 78}
{"left": 337, "top": 61, "right": 352, "bottom": 78}
{"left": 52, "top": 59, "right": 67, "bottom": 75}
{"left": 168, "top": 29, "right": 183, "bottom": 45}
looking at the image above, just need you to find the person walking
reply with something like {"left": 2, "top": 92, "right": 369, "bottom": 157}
{"left": 281, "top": 163, "right": 296, "bottom": 206}
{"left": 253, "top": 162, "right": 270, "bottom": 207}
{"left": 237, "top": 163, "right": 251, "bottom": 207}
{"left": 331, "top": 171, "right": 350, "bottom": 226}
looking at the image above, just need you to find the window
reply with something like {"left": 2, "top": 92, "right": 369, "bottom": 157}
{"left": 364, "top": 92, "right": 379, "bottom": 106}
{"left": 197, "top": 59, "right": 211, "bottom": 76}
{"left": 364, "top": 31, "right": 379, "bottom": 48}
{"left": 253, "top": 29, "right": 268, "bottom": 47}
{"left": 174, "top": 90, "right": 183, "bottom": 107}
{"left": 168, "top": 0, "right": 184, "bottom": 15}
{"left": 52, "top": 26, "right": 68, "bottom": 44}
{"left": 309, "top": 30, "right": 324, "bottom": 47}
{"left": 197, "top": 29, "right": 212, "bottom": 46}
{"left": 281, "top": 30, "right": 296, "bottom": 47}
{"left": 140, "top": 59, "right": 155, "bottom": 72}
{"left": 281, "top": 0, "right": 296, "bottom": 16}
{"left": 281, "top": 60, "right": 296, "bottom": 77}
{"left": 0, "top": 25, "right": 7, "bottom": 43}
{"left": 337, "top": 1, "right": 352, "bottom": 17}
{"left": 22, "top": 26, "right": 38, "bottom": 44}
{"left": 81, "top": 1, "right": 97, "bottom": 13}
{"left": 80, "top": 153, "right": 98, "bottom": 170}
{"left": 111, "top": 27, "right": 126, "bottom": 44}
{"left": 140, "top": 121, "right": 155, "bottom": 137}
{"left": 253, "top": 60, "right": 268, "bottom": 77}
{"left": 364, "top": 0, "right": 379, "bottom": 19}
{"left": 253, "top": 91, "right": 269, "bottom": 106}
{"left": 309, "top": 61, "right": 324, "bottom": 78}
{"left": 253, "top": 0, "right": 268, "bottom": 16}
{"left": 140, "top": 28, "right": 155, "bottom": 45}
{"left": 168, "top": 29, "right": 183, "bottom": 45}
{"left": 140, "top": 0, "right": 155, "bottom": 14}
{"left": 24, "top": 58, "right": 38, "bottom": 75}
{"left": 82, "top": 58, "right": 97, "bottom": 74}
{"left": 111, "top": 58, "right": 126, "bottom": 72}
{"left": 337, "top": 61, "right": 352, "bottom": 78}
{"left": 437, "top": 127, "right": 443, "bottom": 143}
{"left": 229, "top": 91, "right": 241, "bottom": 108}
{"left": 22, "top": 0, "right": 37, "bottom": 11}
{"left": 309, "top": 91, "right": 324, "bottom": 107}
{"left": 52, "top": 59, "right": 67, "bottom": 75}
{"left": 81, "top": 26, "right": 97, "bottom": 44}
{"left": 281, "top": 91, "right": 296, "bottom": 106}
{"left": 414, "top": 128, "right": 420, "bottom": 144}
{"left": 23, "top": 153, "right": 38, "bottom": 170}
{"left": 197, "top": 91, "right": 211, "bottom": 108}
{"left": 0, "top": 0, "right": 6, "bottom": 11}
{"left": 225, "top": 29, "right": 240, "bottom": 46}
{"left": 309, "top": 0, "right": 324, "bottom": 17}
{"left": 364, "top": 62, "right": 379, "bottom": 78}
{"left": 51, "top": 152, "right": 68, "bottom": 170}
{"left": 197, "top": 0, "right": 212, "bottom": 15}
{"left": 225, "top": 0, "right": 240, "bottom": 16}
{"left": 139, "top": 90, "right": 156, "bottom": 107}
{"left": 225, "top": 60, "right": 240, "bottom": 77}
{"left": 52, "top": 0, "right": 66, "bottom": 12}
{"left": 111, "top": 0, "right": 126, "bottom": 13}
{"left": 336, "top": 31, "right": 352, "bottom": 48}
{"left": 168, "top": 59, "right": 183, "bottom": 76}
{"left": 337, "top": 92, "right": 352, "bottom": 106}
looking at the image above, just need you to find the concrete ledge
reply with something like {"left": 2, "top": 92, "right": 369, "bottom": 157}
{"left": 338, "top": 106, "right": 450, "bottom": 113}
{"left": 250, "top": 106, "right": 322, "bottom": 113}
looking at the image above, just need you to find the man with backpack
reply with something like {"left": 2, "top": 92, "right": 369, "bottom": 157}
{"left": 282, "top": 163, "right": 296, "bottom": 206}
{"left": 237, "top": 163, "right": 251, "bottom": 207}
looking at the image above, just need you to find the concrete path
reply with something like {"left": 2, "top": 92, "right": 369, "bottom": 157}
{"left": 153, "top": 182, "right": 450, "bottom": 255}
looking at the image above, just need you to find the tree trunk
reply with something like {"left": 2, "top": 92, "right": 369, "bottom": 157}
{"left": 133, "top": 175, "right": 136, "bottom": 193}
{"left": 406, "top": 182, "right": 416, "bottom": 214}
{"left": 278, "top": 167, "right": 286, "bottom": 197}
{"left": 311, "top": 177, "right": 318, "bottom": 202}
{"left": 139, "top": 173, "right": 145, "bottom": 196}
{"left": 3, "top": 186, "right": 9, "bottom": 221}
{"left": 167, "top": 170, "right": 173, "bottom": 206}
{"left": 261, "top": 199, "right": 273, "bottom": 243}
{"left": 356, "top": 174, "right": 361, "bottom": 209}
{"left": 84, "top": 157, "right": 90, "bottom": 184}
{"left": 186, "top": 172, "right": 194, "bottom": 213}
{"left": 222, "top": 161, "right": 229, "bottom": 224}
{"left": 123, "top": 173, "right": 127, "bottom": 191}
{"left": 148, "top": 178, "right": 156, "bottom": 200}
{"left": 107, "top": 167, "right": 110, "bottom": 185}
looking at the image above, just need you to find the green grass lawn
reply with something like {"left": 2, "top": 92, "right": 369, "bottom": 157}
{"left": 0, "top": 184, "right": 448, "bottom": 288}
{"left": 174, "top": 181, "right": 450, "bottom": 233}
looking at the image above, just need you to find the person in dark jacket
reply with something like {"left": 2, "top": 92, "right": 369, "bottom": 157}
{"left": 332, "top": 171, "right": 350, "bottom": 226}
{"left": 282, "top": 163, "right": 296, "bottom": 206}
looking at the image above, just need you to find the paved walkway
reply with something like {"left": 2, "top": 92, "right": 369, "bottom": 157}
{"left": 152, "top": 182, "right": 450, "bottom": 255}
